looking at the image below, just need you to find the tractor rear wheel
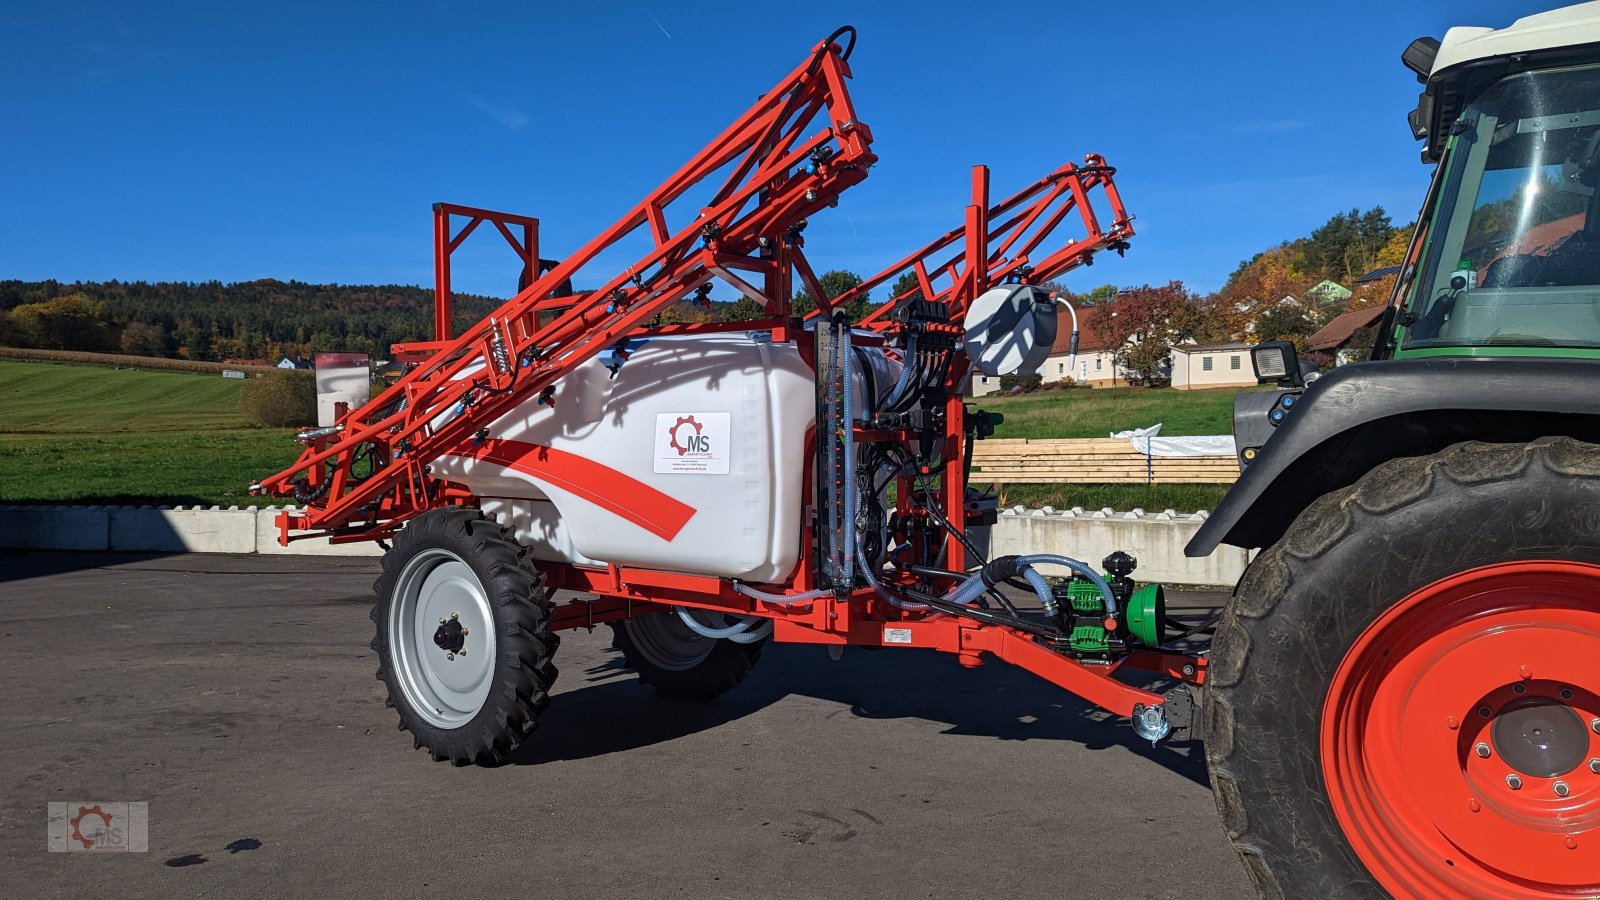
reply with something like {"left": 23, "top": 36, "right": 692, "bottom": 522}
{"left": 610, "top": 610, "right": 766, "bottom": 701}
{"left": 371, "top": 507, "right": 558, "bottom": 765}
{"left": 1207, "top": 437, "right": 1600, "bottom": 898}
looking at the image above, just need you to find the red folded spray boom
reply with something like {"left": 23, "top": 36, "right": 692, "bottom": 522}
{"left": 252, "top": 28, "right": 875, "bottom": 542}
{"left": 822, "top": 156, "right": 1132, "bottom": 328}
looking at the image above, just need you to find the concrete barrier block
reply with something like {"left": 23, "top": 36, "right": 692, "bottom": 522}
{"left": 0, "top": 506, "right": 110, "bottom": 550}
{"left": 109, "top": 506, "right": 257, "bottom": 553}
{"left": 255, "top": 507, "right": 384, "bottom": 556}
{"left": 992, "top": 512, "right": 1250, "bottom": 587}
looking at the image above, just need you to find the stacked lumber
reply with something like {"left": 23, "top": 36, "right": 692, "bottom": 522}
{"left": 970, "top": 438, "right": 1239, "bottom": 485}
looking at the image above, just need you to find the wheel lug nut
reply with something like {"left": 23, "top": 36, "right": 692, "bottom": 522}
{"left": 1561, "top": 687, "right": 1574, "bottom": 701}
{"left": 1468, "top": 798, "right": 1481, "bottom": 813}
{"left": 439, "top": 617, "right": 447, "bottom": 624}
{"left": 1590, "top": 759, "right": 1600, "bottom": 774}
{"left": 451, "top": 612, "right": 459, "bottom": 620}
{"left": 1512, "top": 683, "right": 1526, "bottom": 695}
{"left": 1475, "top": 742, "right": 1491, "bottom": 758}
{"left": 461, "top": 627, "right": 469, "bottom": 636}
{"left": 458, "top": 648, "right": 467, "bottom": 656}
{"left": 447, "top": 652, "right": 455, "bottom": 661}
{"left": 1479, "top": 706, "right": 1493, "bottom": 718}
{"left": 1507, "top": 774, "right": 1523, "bottom": 790}
{"left": 1592, "top": 718, "right": 1600, "bottom": 735}
{"left": 1556, "top": 781, "right": 1571, "bottom": 797}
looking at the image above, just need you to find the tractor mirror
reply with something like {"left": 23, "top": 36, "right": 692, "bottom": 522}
{"left": 1402, "top": 36, "right": 1439, "bottom": 84}
{"left": 1251, "top": 341, "right": 1303, "bottom": 388}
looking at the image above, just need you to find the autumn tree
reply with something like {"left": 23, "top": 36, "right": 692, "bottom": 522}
{"left": 119, "top": 321, "right": 170, "bottom": 356}
{"left": 8, "top": 294, "right": 118, "bottom": 351}
{"left": 1099, "top": 281, "right": 1202, "bottom": 384}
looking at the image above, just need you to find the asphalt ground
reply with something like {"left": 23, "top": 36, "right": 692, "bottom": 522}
{"left": 0, "top": 552, "right": 1252, "bottom": 898}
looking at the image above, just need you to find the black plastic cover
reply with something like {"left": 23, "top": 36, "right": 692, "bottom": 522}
{"left": 1186, "top": 356, "right": 1600, "bottom": 556}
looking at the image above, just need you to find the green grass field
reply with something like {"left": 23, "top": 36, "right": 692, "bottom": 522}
{"left": 0, "top": 360, "right": 1246, "bottom": 511}
{"left": 980, "top": 385, "right": 1244, "bottom": 440}
{"left": 0, "top": 359, "right": 301, "bottom": 506}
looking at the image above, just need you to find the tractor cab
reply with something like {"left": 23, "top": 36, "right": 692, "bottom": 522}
{"left": 1398, "top": 64, "right": 1600, "bottom": 353}
{"left": 1382, "top": 7, "right": 1600, "bottom": 357}
{"left": 1388, "top": 7, "right": 1600, "bottom": 358}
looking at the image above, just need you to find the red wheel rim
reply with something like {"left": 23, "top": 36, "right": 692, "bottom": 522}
{"left": 1323, "top": 561, "right": 1600, "bottom": 897}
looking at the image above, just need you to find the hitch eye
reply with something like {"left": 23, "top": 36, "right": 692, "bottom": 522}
{"left": 1251, "top": 341, "right": 1303, "bottom": 388}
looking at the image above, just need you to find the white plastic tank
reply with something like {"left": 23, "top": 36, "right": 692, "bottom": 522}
{"left": 430, "top": 333, "right": 821, "bottom": 583}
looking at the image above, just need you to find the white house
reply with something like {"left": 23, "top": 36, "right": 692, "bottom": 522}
{"left": 1169, "top": 342, "right": 1257, "bottom": 391}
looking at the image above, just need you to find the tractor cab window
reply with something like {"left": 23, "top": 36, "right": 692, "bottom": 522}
{"left": 1404, "top": 63, "right": 1600, "bottom": 351}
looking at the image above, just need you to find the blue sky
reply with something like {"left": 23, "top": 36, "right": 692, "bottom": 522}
{"left": 0, "top": 1, "right": 1560, "bottom": 299}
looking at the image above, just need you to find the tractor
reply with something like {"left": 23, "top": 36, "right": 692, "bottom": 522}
{"left": 1189, "top": 4, "right": 1600, "bottom": 896}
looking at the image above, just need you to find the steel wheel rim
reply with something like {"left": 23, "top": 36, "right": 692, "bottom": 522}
{"left": 387, "top": 548, "right": 498, "bottom": 730}
{"left": 1322, "top": 560, "right": 1600, "bottom": 897}
{"left": 624, "top": 611, "right": 717, "bottom": 671}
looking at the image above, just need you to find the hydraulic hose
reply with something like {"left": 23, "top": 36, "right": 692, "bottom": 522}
{"left": 1017, "top": 554, "right": 1118, "bottom": 619}
{"left": 675, "top": 607, "right": 771, "bottom": 644}
{"left": 857, "top": 532, "right": 927, "bottom": 610}
{"left": 879, "top": 331, "right": 919, "bottom": 410}
{"left": 940, "top": 554, "right": 1118, "bottom": 621}
{"left": 840, "top": 323, "right": 857, "bottom": 586}
{"left": 731, "top": 583, "right": 828, "bottom": 605}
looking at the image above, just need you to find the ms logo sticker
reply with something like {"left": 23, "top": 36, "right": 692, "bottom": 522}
{"left": 654, "top": 412, "right": 731, "bottom": 474}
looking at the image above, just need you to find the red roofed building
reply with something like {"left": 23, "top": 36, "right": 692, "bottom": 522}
{"left": 1306, "top": 305, "right": 1387, "bottom": 365}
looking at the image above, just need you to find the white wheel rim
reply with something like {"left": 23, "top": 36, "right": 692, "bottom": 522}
{"left": 387, "top": 548, "right": 498, "bottom": 729}
{"left": 623, "top": 611, "right": 718, "bottom": 671}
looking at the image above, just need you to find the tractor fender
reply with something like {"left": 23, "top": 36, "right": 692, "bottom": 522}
{"left": 1185, "top": 356, "right": 1600, "bottom": 556}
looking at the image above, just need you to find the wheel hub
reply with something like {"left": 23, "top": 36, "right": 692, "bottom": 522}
{"left": 1493, "top": 697, "right": 1587, "bottom": 779}
{"left": 1321, "top": 561, "right": 1600, "bottom": 897}
{"left": 433, "top": 616, "right": 466, "bottom": 655}
{"left": 386, "top": 549, "right": 497, "bottom": 730}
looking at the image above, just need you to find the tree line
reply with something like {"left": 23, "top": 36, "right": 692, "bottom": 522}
{"left": 0, "top": 206, "right": 1409, "bottom": 377}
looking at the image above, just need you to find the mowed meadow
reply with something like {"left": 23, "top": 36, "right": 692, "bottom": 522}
{"left": 0, "top": 359, "right": 300, "bottom": 506}
{"left": 1, "top": 358, "right": 1248, "bottom": 512}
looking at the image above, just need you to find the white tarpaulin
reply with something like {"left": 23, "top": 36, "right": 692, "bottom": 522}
{"left": 1111, "top": 424, "right": 1237, "bottom": 458}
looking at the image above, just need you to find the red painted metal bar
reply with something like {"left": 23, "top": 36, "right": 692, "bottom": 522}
{"left": 253, "top": 31, "right": 875, "bottom": 543}
{"left": 821, "top": 155, "right": 1133, "bottom": 330}
{"left": 431, "top": 203, "right": 542, "bottom": 342}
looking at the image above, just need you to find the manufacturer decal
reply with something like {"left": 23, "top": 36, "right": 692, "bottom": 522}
{"left": 654, "top": 412, "right": 731, "bottom": 474}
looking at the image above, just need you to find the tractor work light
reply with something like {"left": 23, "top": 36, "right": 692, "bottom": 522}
{"left": 1251, "top": 341, "right": 1303, "bottom": 387}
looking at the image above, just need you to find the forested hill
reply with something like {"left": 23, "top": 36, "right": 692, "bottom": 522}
{"left": 0, "top": 279, "right": 507, "bottom": 361}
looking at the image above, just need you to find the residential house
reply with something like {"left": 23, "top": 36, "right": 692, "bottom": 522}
{"left": 276, "top": 356, "right": 313, "bottom": 370}
{"left": 1307, "top": 305, "right": 1386, "bottom": 365}
{"left": 968, "top": 302, "right": 1132, "bottom": 396}
{"left": 1170, "top": 342, "right": 1257, "bottom": 391}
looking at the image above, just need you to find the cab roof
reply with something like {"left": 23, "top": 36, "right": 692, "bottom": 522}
{"left": 1433, "top": 2, "right": 1600, "bottom": 79}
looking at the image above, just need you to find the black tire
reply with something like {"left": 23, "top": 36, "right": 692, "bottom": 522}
{"left": 609, "top": 611, "right": 766, "bottom": 701}
{"left": 371, "top": 507, "right": 558, "bottom": 765}
{"left": 1206, "top": 437, "right": 1600, "bottom": 897}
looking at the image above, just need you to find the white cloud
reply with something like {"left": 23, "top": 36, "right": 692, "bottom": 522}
{"left": 464, "top": 95, "right": 529, "bottom": 130}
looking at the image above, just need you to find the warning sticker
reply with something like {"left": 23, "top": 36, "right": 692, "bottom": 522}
{"left": 654, "top": 412, "right": 731, "bottom": 475}
{"left": 883, "top": 626, "right": 913, "bottom": 645}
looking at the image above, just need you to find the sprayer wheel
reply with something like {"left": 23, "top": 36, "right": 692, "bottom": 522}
{"left": 610, "top": 610, "right": 766, "bottom": 701}
{"left": 371, "top": 507, "right": 557, "bottom": 766}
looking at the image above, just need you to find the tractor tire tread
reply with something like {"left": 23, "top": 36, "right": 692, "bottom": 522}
{"left": 1205, "top": 437, "right": 1600, "bottom": 898}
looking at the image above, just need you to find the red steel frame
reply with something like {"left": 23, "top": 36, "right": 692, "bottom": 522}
{"left": 430, "top": 202, "right": 539, "bottom": 342}
{"left": 253, "top": 31, "right": 1200, "bottom": 726}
